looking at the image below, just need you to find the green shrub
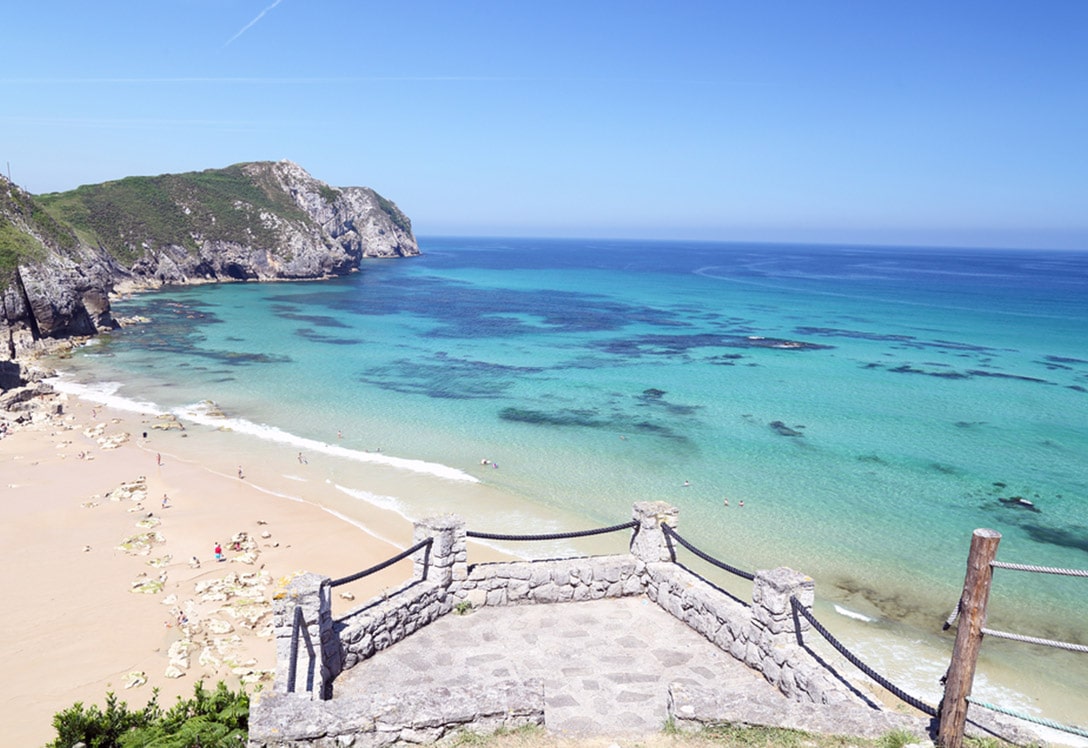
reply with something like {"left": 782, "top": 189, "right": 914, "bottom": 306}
{"left": 48, "top": 681, "right": 248, "bottom": 748}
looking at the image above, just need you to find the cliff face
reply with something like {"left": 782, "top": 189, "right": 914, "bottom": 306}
{"left": 1, "top": 161, "right": 418, "bottom": 361}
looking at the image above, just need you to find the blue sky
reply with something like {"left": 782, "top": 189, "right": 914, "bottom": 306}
{"left": 2, "top": 1, "right": 1086, "bottom": 249}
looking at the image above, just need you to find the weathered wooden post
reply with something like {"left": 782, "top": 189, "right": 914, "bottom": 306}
{"left": 938, "top": 528, "right": 1001, "bottom": 748}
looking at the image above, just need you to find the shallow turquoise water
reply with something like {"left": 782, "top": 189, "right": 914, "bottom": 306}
{"left": 63, "top": 238, "right": 1088, "bottom": 649}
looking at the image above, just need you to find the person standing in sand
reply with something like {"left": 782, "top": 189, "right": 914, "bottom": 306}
{"left": 214, "top": 542, "right": 223, "bottom": 562}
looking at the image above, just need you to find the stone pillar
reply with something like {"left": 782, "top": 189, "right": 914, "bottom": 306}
{"left": 630, "top": 501, "right": 679, "bottom": 563}
{"left": 748, "top": 567, "right": 814, "bottom": 693}
{"left": 752, "top": 566, "right": 814, "bottom": 639}
{"left": 412, "top": 514, "right": 466, "bottom": 588}
{"left": 272, "top": 572, "right": 339, "bottom": 698}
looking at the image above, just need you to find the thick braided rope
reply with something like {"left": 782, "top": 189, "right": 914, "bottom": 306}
{"left": 991, "top": 560, "right": 1088, "bottom": 577}
{"left": 981, "top": 627, "right": 1088, "bottom": 654}
{"left": 466, "top": 519, "right": 638, "bottom": 542}
{"left": 967, "top": 697, "right": 1088, "bottom": 739}
{"left": 327, "top": 537, "right": 433, "bottom": 588}
{"left": 943, "top": 602, "right": 961, "bottom": 629}
{"left": 790, "top": 597, "right": 937, "bottom": 717}
{"left": 662, "top": 524, "right": 756, "bottom": 581}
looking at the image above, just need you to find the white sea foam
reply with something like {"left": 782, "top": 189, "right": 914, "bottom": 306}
{"left": 48, "top": 376, "right": 164, "bottom": 415}
{"left": 833, "top": 604, "right": 877, "bottom": 623}
{"left": 172, "top": 400, "right": 479, "bottom": 483}
{"left": 49, "top": 376, "right": 480, "bottom": 483}
{"left": 333, "top": 484, "right": 408, "bottom": 516}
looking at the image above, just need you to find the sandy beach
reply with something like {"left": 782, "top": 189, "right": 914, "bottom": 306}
{"left": 0, "top": 391, "right": 449, "bottom": 747}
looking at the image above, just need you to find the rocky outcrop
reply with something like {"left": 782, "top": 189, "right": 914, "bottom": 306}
{"left": 0, "top": 161, "right": 418, "bottom": 368}
{"left": 120, "top": 161, "right": 418, "bottom": 285}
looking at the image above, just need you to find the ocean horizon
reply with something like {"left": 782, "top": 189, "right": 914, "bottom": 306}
{"left": 53, "top": 235, "right": 1088, "bottom": 726}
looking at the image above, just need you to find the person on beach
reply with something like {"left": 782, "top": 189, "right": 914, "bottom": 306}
{"left": 161, "top": 494, "right": 170, "bottom": 508}
{"left": 214, "top": 542, "right": 223, "bottom": 562}
{"left": 156, "top": 453, "right": 162, "bottom": 466}
{"left": 237, "top": 466, "right": 244, "bottom": 479}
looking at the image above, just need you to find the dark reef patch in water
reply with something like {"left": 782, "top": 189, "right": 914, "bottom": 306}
{"left": 966, "top": 369, "right": 1052, "bottom": 385}
{"left": 1020, "top": 523, "right": 1088, "bottom": 555}
{"left": 1044, "top": 354, "right": 1088, "bottom": 366}
{"left": 795, "top": 327, "right": 1002, "bottom": 355}
{"left": 498, "top": 406, "right": 691, "bottom": 444}
{"left": 295, "top": 328, "right": 365, "bottom": 346}
{"left": 706, "top": 353, "right": 745, "bottom": 366}
{"left": 769, "top": 421, "right": 805, "bottom": 437}
{"left": 888, "top": 364, "right": 970, "bottom": 379}
{"left": 998, "top": 496, "right": 1041, "bottom": 513}
{"left": 594, "top": 333, "right": 830, "bottom": 358}
{"left": 635, "top": 388, "right": 702, "bottom": 416}
{"left": 273, "top": 308, "right": 352, "bottom": 329}
{"left": 277, "top": 277, "right": 688, "bottom": 339}
{"left": 358, "top": 353, "right": 544, "bottom": 400}
{"left": 832, "top": 577, "right": 925, "bottom": 623}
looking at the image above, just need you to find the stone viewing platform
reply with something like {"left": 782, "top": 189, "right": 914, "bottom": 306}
{"left": 248, "top": 502, "right": 942, "bottom": 747}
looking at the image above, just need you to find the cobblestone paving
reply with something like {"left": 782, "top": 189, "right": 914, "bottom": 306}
{"left": 337, "top": 597, "right": 785, "bottom": 737}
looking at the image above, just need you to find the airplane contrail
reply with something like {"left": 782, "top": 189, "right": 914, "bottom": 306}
{"left": 225, "top": 0, "right": 285, "bottom": 47}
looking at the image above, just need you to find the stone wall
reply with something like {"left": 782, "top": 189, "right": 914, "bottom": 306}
{"left": 254, "top": 501, "right": 862, "bottom": 746}
{"left": 455, "top": 555, "right": 644, "bottom": 608}
{"left": 645, "top": 563, "right": 851, "bottom": 704}
{"left": 250, "top": 680, "right": 543, "bottom": 748}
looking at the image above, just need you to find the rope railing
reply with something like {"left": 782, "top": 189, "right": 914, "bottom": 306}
{"left": 940, "top": 540, "right": 1088, "bottom": 745}
{"left": 661, "top": 524, "right": 755, "bottom": 581}
{"left": 287, "top": 604, "right": 315, "bottom": 694}
{"left": 980, "top": 627, "right": 1088, "bottom": 654}
{"left": 966, "top": 697, "right": 1088, "bottom": 740}
{"left": 991, "top": 560, "right": 1088, "bottom": 577}
{"left": 790, "top": 596, "right": 937, "bottom": 717}
{"left": 326, "top": 537, "right": 433, "bottom": 588}
{"left": 466, "top": 519, "right": 638, "bottom": 542}
{"left": 943, "top": 555, "right": 1088, "bottom": 653}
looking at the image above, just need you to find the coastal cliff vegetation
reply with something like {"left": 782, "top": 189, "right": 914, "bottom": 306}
{"left": 38, "top": 165, "right": 330, "bottom": 265}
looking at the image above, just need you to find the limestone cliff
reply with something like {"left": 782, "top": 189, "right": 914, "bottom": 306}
{"left": 1, "top": 161, "right": 418, "bottom": 363}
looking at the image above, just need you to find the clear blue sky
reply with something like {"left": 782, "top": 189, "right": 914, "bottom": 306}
{"left": 2, "top": 1, "right": 1086, "bottom": 249}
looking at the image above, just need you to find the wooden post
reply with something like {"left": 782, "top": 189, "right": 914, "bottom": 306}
{"left": 938, "top": 528, "right": 1001, "bottom": 748}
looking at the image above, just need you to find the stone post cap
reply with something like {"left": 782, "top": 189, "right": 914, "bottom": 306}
{"left": 414, "top": 513, "right": 465, "bottom": 532}
{"left": 632, "top": 501, "right": 678, "bottom": 525}
{"left": 283, "top": 571, "right": 330, "bottom": 597}
{"left": 755, "top": 566, "right": 814, "bottom": 592}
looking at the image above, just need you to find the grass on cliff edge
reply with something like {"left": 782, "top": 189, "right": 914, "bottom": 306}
{"left": 450, "top": 723, "right": 1013, "bottom": 748}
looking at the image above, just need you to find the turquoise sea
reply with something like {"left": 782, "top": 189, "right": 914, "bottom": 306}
{"left": 56, "top": 237, "right": 1088, "bottom": 723}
